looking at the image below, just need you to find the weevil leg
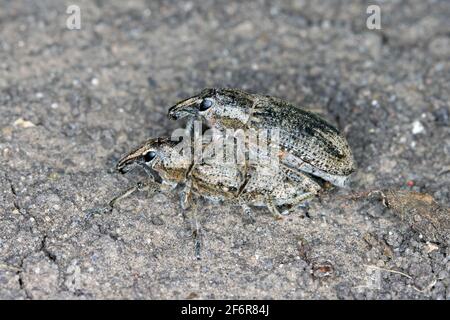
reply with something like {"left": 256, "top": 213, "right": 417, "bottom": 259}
{"left": 266, "top": 198, "right": 284, "bottom": 220}
{"left": 181, "top": 199, "right": 203, "bottom": 260}
{"left": 239, "top": 200, "right": 256, "bottom": 223}
{"left": 192, "top": 211, "right": 202, "bottom": 260}
{"left": 109, "top": 180, "right": 159, "bottom": 208}
{"left": 141, "top": 164, "right": 162, "bottom": 184}
{"left": 179, "top": 179, "right": 193, "bottom": 210}
{"left": 85, "top": 180, "right": 159, "bottom": 220}
{"left": 85, "top": 181, "right": 148, "bottom": 218}
{"left": 279, "top": 192, "right": 315, "bottom": 215}
{"left": 186, "top": 116, "right": 195, "bottom": 132}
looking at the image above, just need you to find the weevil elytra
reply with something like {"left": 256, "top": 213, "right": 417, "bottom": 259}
{"left": 168, "top": 88, "right": 356, "bottom": 187}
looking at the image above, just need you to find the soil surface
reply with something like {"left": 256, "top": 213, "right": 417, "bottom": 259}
{"left": 0, "top": 0, "right": 449, "bottom": 299}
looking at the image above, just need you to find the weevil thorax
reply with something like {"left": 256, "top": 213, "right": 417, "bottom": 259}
{"left": 154, "top": 140, "right": 192, "bottom": 185}
{"left": 205, "top": 88, "right": 256, "bottom": 130}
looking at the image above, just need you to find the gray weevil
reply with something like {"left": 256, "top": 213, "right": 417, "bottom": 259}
{"left": 114, "top": 136, "right": 321, "bottom": 218}
{"left": 112, "top": 136, "right": 323, "bottom": 258}
{"left": 168, "top": 88, "right": 356, "bottom": 187}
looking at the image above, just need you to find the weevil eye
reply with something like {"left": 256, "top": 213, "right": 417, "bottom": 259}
{"left": 143, "top": 151, "right": 156, "bottom": 162}
{"left": 199, "top": 98, "right": 213, "bottom": 111}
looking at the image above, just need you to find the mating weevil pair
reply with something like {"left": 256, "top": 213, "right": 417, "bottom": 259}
{"left": 110, "top": 88, "right": 356, "bottom": 258}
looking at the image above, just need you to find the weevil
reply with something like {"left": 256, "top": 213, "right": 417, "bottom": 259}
{"left": 111, "top": 136, "right": 323, "bottom": 258}
{"left": 168, "top": 88, "right": 356, "bottom": 187}
{"left": 114, "top": 136, "right": 321, "bottom": 217}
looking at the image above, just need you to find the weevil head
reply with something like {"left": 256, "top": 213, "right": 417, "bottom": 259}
{"left": 116, "top": 137, "right": 175, "bottom": 174}
{"left": 168, "top": 88, "right": 255, "bottom": 130}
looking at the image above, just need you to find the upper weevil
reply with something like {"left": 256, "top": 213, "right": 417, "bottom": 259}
{"left": 168, "top": 88, "right": 356, "bottom": 187}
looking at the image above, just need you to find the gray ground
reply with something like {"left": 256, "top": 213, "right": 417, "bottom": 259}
{"left": 0, "top": 0, "right": 449, "bottom": 299}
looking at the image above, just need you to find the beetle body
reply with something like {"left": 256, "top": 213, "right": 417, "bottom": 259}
{"left": 168, "top": 88, "right": 356, "bottom": 187}
{"left": 116, "top": 137, "right": 321, "bottom": 216}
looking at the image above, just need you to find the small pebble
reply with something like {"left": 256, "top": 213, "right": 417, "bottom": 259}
{"left": 412, "top": 120, "right": 425, "bottom": 134}
{"left": 13, "top": 118, "right": 35, "bottom": 128}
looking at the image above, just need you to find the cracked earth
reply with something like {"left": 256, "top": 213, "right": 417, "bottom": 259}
{"left": 0, "top": 0, "right": 449, "bottom": 299}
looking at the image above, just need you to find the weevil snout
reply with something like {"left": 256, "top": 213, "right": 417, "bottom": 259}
{"left": 116, "top": 153, "right": 144, "bottom": 174}
{"left": 116, "top": 158, "right": 137, "bottom": 174}
{"left": 168, "top": 96, "right": 201, "bottom": 120}
{"left": 168, "top": 88, "right": 218, "bottom": 120}
{"left": 116, "top": 143, "right": 160, "bottom": 175}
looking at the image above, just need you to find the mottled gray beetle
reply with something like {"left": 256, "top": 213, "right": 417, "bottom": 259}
{"left": 110, "top": 88, "right": 356, "bottom": 258}
{"left": 112, "top": 136, "right": 322, "bottom": 258}
{"left": 114, "top": 137, "right": 321, "bottom": 218}
{"left": 168, "top": 88, "right": 356, "bottom": 187}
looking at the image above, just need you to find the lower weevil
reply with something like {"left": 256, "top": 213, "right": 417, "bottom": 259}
{"left": 111, "top": 136, "right": 322, "bottom": 258}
